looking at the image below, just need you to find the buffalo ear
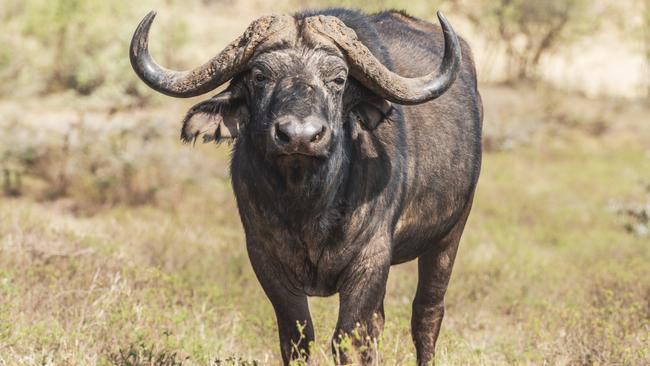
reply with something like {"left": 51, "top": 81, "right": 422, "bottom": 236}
{"left": 350, "top": 98, "right": 392, "bottom": 131}
{"left": 180, "top": 91, "right": 248, "bottom": 144}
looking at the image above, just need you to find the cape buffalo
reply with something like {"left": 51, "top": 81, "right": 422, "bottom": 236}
{"left": 130, "top": 7, "right": 482, "bottom": 365}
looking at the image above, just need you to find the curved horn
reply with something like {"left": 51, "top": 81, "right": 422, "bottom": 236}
{"left": 130, "top": 11, "right": 294, "bottom": 98}
{"left": 305, "top": 11, "right": 462, "bottom": 105}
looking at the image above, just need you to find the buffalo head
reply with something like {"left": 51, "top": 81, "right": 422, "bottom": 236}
{"left": 130, "top": 11, "right": 461, "bottom": 166}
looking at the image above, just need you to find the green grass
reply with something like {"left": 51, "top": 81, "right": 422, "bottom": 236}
{"left": 1, "top": 84, "right": 649, "bottom": 365}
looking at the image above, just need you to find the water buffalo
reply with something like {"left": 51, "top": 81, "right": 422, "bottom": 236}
{"left": 130, "top": 7, "right": 482, "bottom": 365}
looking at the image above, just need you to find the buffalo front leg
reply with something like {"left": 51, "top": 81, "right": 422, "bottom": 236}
{"left": 333, "top": 247, "right": 390, "bottom": 365}
{"left": 411, "top": 209, "right": 470, "bottom": 366}
{"left": 247, "top": 246, "right": 314, "bottom": 365}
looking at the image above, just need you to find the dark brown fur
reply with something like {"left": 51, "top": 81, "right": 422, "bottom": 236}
{"left": 182, "top": 8, "right": 481, "bottom": 365}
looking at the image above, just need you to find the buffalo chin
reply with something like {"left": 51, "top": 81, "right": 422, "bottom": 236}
{"left": 275, "top": 154, "right": 326, "bottom": 191}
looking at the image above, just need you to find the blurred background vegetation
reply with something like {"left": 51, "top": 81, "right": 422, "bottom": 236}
{"left": 0, "top": 0, "right": 649, "bottom": 365}
{"left": 1, "top": 0, "right": 649, "bottom": 103}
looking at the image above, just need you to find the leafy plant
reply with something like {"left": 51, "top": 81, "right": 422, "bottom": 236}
{"left": 457, "top": 0, "right": 600, "bottom": 81}
{"left": 106, "top": 342, "right": 185, "bottom": 366}
{"left": 0, "top": 0, "right": 189, "bottom": 105}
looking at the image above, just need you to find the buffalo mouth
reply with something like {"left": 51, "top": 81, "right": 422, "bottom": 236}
{"left": 275, "top": 152, "right": 327, "bottom": 166}
{"left": 274, "top": 153, "right": 326, "bottom": 189}
{"left": 267, "top": 134, "right": 331, "bottom": 159}
{"left": 274, "top": 150, "right": 328, "bottom": 158}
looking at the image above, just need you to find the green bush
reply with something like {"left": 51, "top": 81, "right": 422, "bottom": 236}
{"left": 0, "top": 0, "right": 189, "bottom": 106}
{"left": 459, "top": 0, "right": 600, "bottom": 81}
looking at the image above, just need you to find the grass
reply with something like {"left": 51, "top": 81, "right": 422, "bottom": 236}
{"left": 1, "top": 83, "right": 649, "bottom": 365}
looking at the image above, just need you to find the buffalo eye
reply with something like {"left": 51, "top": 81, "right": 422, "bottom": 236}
{"left": 328, "top": 74, "right": 346, "bottom": 90}
{"left": 252, "top": 70, "right": 268, "bottom": 87}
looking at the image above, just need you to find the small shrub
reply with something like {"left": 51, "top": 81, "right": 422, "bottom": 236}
{"left": 213, "top": 356, "right": 260, "bottom": 365}
{"left": 0, "top": 0, "right": 190, "bottom": 106}
{"left": 106, "top": 342, "right": 185, "bottom": 366}
{"left": 612, "top": 182, "right": 650, "bottom": 237}
{"left": 458, "top": 0, "right": 601, "bottom": 81}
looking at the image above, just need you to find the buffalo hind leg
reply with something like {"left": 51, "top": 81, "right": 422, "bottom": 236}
{"left": 412, "top": 209, "right": 470, "bottom": 365}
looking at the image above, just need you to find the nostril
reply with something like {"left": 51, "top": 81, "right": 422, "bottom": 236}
{"left": 275, "top": 127, "right": 291, "bottom": 144}
{"left": 310, "top": 126, "right": 326, "bottom": 143}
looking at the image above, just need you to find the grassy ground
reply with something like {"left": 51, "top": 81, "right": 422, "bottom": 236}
{"left": 1, "top": 83, "right": 649, "bottom": 365}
